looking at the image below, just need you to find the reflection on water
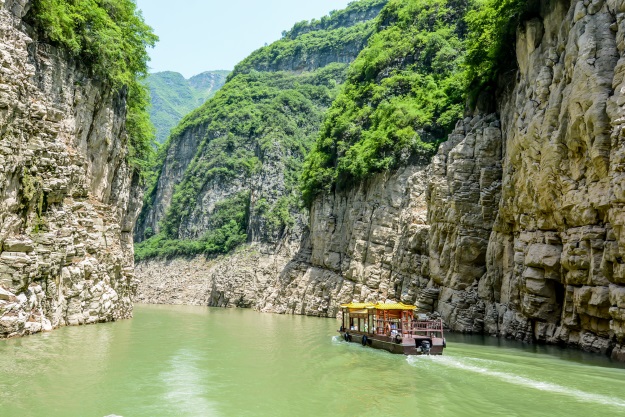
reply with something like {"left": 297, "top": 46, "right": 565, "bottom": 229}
{"left": 0, "top": 304, "right": 624, "bottom": 417}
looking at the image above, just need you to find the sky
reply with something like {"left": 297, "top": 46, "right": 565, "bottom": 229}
{"left": 135, "top": 0, "right": 354, "bottom": 78}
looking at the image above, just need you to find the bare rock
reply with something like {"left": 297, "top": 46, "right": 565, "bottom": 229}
{"left": 0, "top": 1, "right": 141, "bottom": 339}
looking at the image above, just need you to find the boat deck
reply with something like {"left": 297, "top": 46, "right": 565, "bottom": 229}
{"left": 339, "top": 330, "right": 445, "bottom": 355}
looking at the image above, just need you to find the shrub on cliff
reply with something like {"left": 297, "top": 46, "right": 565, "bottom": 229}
{"left": 301, "top": 0, "right": 468, "bottom": 206}
{"left": 464, "top": 0, "right": 532, "bottom": 87}
{"left": 300, "top": 0, "right": 533, "bottom": 206}
{"left": 135, "top": 191, "right": 250, "bottom": 261}
{"left": 27, "top": 0, "right": 158, "bottom": 173}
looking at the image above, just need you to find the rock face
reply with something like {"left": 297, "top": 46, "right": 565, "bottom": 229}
{"left": 0, "top": 0, "right": 141, "bottom": 338}
{"left": 480, "top": 0, "right": 625, "bottom": 358}
{"left": 136, "top": 0, "right": 625, "bottom": 359}
{"left": 136, "top": 116, "right": 496, "bottom": 320}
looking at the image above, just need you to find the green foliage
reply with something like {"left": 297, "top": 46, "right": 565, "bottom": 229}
{"left": 231, "top": 1, "right": 388, "bottom": 78}
{"left": 283, "top": 0, "right": 387, "bottom": 39}
{"left": 126, "top": 79, "right": 157, "bottom": 172}
{"left": 254, "top": 196, "right": 297, "bottom": 237}
{"left": 134, "top": 234, "right": 204, "bottom": 261}
{"left": 160, "top": 65, "right": 348, "bottom": 239}
{"left": 147, "top": 71, "right": 230, "bottom": 144}
{"left": 301, "top": 0, "right": 468, "bottom": 205}
{"left": 135, "top": 191, "right": 250, "bottom": 261}
{"left": 27, "top": 0, "right": 158, "bottom": 172}
{"left": 464, "top": 0, "right": 531, "bottom": 86}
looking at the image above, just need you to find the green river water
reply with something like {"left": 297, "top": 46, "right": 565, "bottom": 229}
{"left": 1, "top": 304, "right": 625, "bottom": 417}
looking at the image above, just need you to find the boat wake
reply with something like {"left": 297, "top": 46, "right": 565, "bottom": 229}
{"left": 407, "top": 356, "right": 625, "bottom": 409}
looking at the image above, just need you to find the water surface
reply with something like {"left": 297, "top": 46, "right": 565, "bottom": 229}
{"left": 1, "top": 304, "right": 624, "bottom": 417}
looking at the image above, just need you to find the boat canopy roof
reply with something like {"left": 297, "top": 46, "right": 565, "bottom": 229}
{"left": 340, "top": 302, "right": 375, "bottom": 309}
{"left": 374, "top": 302, "right": 417, "bottom": 311}
{"left": 340, "top": 302, "right": 417, "bottom": 311}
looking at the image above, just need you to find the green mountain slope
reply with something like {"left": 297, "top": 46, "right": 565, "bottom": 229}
{"left": 147, "top": 70, "right": 230, "bottom": 143}
{"left": 301, "top": 0, "right": 469, "bottom": 205}
{"left": 135, "top": 0, "right": 388, "bottom": 259}
{"left": 301, "top": 0, "right": 528, "bottom": 204}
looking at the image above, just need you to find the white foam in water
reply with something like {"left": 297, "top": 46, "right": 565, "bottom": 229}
{"left": 160, "top": 350, "right": 221, "bottom": 416}
{"left": 408, "top": 356, "right": 625, "bottom": 409}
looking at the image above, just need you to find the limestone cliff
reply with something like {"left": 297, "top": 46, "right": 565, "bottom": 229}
{"left": 136, "top": 0, "right": 625, "bottom": 360}
{"left": 0, "top": 0, "right": 142, "bottom": 337}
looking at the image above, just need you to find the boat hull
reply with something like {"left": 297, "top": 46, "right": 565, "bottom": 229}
{"left": 339, "top": 331, "right": 444, "bottom": 356}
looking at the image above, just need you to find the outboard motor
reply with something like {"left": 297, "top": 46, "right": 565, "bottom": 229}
{"left": 420, "top": 340, "right": 431, "bottom": 355}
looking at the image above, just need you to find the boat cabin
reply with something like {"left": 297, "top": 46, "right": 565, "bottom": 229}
{"left": 339, "top": 302, "right": 446, "bottom": 355}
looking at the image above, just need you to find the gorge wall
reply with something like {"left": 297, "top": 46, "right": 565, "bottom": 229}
{"left": 0, "top": 0, "right": 141, "bottom": 338}
{"left": 136, "top": 0, "right": 625, "bottom": 359}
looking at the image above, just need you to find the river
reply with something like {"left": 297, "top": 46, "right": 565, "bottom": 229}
{"left": 1, "top": 304, "right": 624, "bottom": 417}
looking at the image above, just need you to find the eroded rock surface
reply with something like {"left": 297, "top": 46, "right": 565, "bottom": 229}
{"left": 0, "top": 0, "right": 140, "bottom": 338}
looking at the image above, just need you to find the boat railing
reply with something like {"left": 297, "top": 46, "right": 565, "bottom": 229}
{"left": 406, "top": 319, "right": 444, "bottom": 338}
{"left": 364, "top": 318, "right": 444, "bottom": 339}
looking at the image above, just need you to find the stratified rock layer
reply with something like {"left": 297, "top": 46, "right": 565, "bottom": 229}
{"left": 137, "top": 0, "right": 625, "bottom": 359}
{"left": 0, "top": 0, "right": 140, "bottom": 337}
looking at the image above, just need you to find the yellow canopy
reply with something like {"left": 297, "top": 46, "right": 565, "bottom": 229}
{"left": 373, "top": 302, "right": 416, "bottom": 311}
{"left": 340, "top": 302, "right": 375, "bottom": 309}
{"left": 341, "top": 302, "right": 416, "bottom": 311}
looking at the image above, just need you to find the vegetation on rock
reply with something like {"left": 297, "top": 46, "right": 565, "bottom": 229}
{"left": 27, "top": 0, "right": 158, "bottom": 173}
{"left": 135, "top": 191, "right": 250, "bottom": 261}
{"left": 464, "top": 0, "right": 534, "bottom": 87}
{"left": 301, "top": 0, "right": 468, "bottom": 205}
{"left": 301, "top": 0, "right": 530, "bottom": 205}
{"left": 135, "top": 0, "right": 386, "bottom": 261}
{"left": 282, "top": 0, "right": 387, "bottom": 39}
{"left": 230, "top": 0, "right": 386, "bottom": 77}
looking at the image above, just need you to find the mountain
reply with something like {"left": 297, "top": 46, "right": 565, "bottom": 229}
{"left": 147, "top": 70, "right": 230, "bottom": 144}
{"left": 135, "top": 0, "right": 625, "bottom": 362}
{"left": 134, "top": 0, "right": 388, "bottom": 247}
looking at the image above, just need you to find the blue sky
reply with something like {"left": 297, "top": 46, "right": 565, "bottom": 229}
{"left": 135, "top": 0, "right": 354, "bottom": 78}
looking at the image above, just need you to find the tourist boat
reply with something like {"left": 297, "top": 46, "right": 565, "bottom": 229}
{"left": 338, "top": 302, "right": 446, "bottom": 355}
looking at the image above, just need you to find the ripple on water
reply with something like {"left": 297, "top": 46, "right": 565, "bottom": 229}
{"left": 2, "top": 305, "right": 625, "bottom": 417}
{"left": 407, "top": 355, "right": 625, "bottom": 410}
